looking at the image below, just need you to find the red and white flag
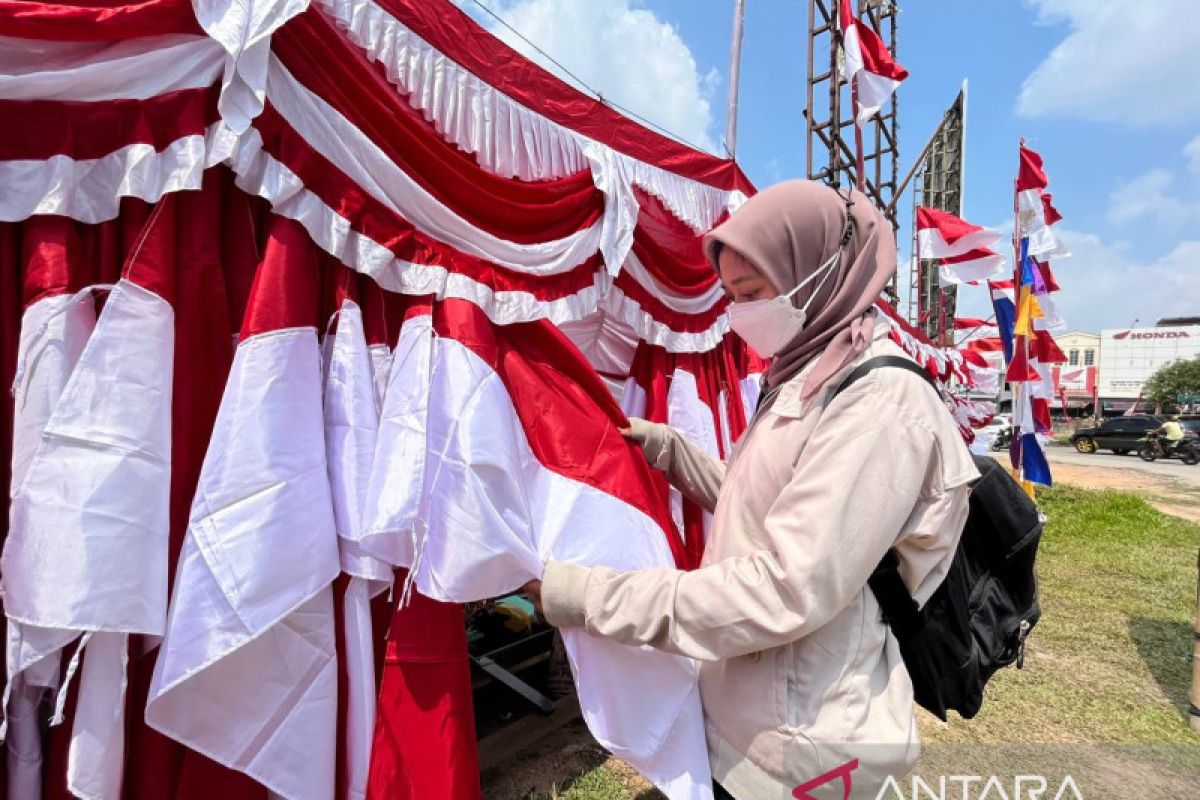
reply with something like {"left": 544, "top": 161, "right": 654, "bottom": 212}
{"left": 147, "top": 217, "right": 342, "bottom": 800}
{"left": 1017, "top": 144, "right": 1070, "bottom": 260}
{"left": 839, "top": 0, "right": 908, "bottom": 122}
{"left": 953, "top": 317, "right": 1000, "bottom": 348}
{"left": 938, "top": 247, "right": 1005, "bottom": 286}
{"left": 916, "top": 206, "right": 1002, "bottom": 260}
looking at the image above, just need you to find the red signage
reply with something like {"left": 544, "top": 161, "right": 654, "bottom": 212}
{"left": 1112, "top": 330, "right": 1190, "bottom": 340}
{"left": 1053, "top": 365, "right": 1096, "bottom": 397}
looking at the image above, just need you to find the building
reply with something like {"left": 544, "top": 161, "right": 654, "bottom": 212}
{"left": 1099, "top": 322, "right": 1200, "bottom": 412}
{"left": 1050, "top": 331, "right": 1100, "bottom": 414}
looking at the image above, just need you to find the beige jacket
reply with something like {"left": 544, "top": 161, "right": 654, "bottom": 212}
{"left": 542, "top": 326, "right": 977, "bottom": 799}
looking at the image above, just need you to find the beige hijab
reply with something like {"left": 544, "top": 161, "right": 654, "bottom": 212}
{"left": 703, "top": 180, "right": 896, "bottom": 400}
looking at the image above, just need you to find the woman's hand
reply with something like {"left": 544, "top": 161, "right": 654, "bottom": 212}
{"left": 521, "top": 579, "right": 543, "bottom": 617}
{"left": 618, "top": 426, "right": 632, "bottom": 438}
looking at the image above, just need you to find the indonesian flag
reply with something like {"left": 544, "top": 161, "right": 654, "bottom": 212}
{"left": 147, "top": 217, "right": 342, "bottom": 800}
{"left": 938, "top": 247, "right": 1005, "bottom": 286}
{"left": 953, "top": 317, "right": 1000, "bottom": 348}
{"left": 964, "top": 337, "right": 1005, "bottom": 354}
{"left": 2, "top": 203, "right": 178, "bottom": 800}
{"left": 839, "top": 0, "right": 908, "bottom": 122}
{"left": 960, "top": 350, "right": 1001, "bottom": 395}
{"left": 356, "top": 298, "right": 713, "bottom": 798}
{"left": 1017, "top": 144, "right": 1069, "bottom": 260}
{"left": 916, "top": 206, "right": 1002, "bottom": 260}
{"left": 322, "top": 277, "right": 394, "bottom": 800}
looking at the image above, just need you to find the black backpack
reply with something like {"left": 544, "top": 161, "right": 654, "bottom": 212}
{"left": 830, "top": 355, "right": 1043, "bottom": 721}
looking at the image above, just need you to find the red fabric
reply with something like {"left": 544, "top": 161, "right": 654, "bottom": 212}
{"left": 250, "top": 105, "right": 605, "bottom": 300}
{"left": 1017, "top": 144, "right": 1049, "bottom": 192}
{"left": 1041, "top": 193, "right": 1063, "bottom": 226}
{"left": 1036, "top": 260, "right": 1062, "bottom": 293}
{"left": 840, "top": 0, "right": 908, "bottom": 81}
{"left": 432, "top": 298, "right": 686, "bottom": 568}
{"left": 274, "top": 9, "right": 604, "bottom": 246}
{"left": 240, "top": 216, "right": 323, "bottom": 339}
{"left": 1030, "top": 328, "right": 1067, "bottom": 364}
{"left": 630, "top": 188, "right": 720, "bottom": 295}
{"left": 915, "top": 206, "right": 984, "bottom": 244}
{"left": 0, "top": 87, "right": 219, "bottom": 162}
{"left": 367, "top": 581, "right": 479, "bottom": 800}
{"left": 1005, "top": 339, "right": 1039, "bottom": 383}
{"left": 370, "top": 0, "right": 751, "bottom": 192}
{"left": 0, "top": 0, "right": 201, "bottom": 40}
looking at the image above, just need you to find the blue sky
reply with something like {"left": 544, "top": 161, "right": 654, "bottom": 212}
{"left": 462, "top": 0, "right": 1199, "bottom": 333}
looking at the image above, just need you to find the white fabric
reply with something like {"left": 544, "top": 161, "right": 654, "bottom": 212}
{"left": 357, "top": 315, "right": 433, "bottom": 568}
{"left": 323, "top": 300, "right": 390, "bottom": 800}
{"left": 739, "top": 375, "right": 762, "bottom": 422}
{"left": 3, "top": 281, "right": 173, "bottom": 800}
{"left": 4, "top": 280, "right": 173, "bottom": 636}
{"left": 191, "top": 0, "right": 309, "bottom": 134}
{"left": 665, "top": 368, "right": 718, "bottom": 546}
{"left": 1017, "top": 189, "right": 1070, "bottom": 261}
{"left": 840, "top": 20, "right": 901, "bottom": 123}
{"left": 0, "top": 125, "right": 228, "bottom": 224}
{"left": 938, "top": 251, "right": 1005, "bottom": 286}
{"left": 1032, "top": 291, "right": 1067, "bottom": 331}
{"left": 316, "top": 0, "right": 742, "bottom": 234}
{"left": 368, "top": 343, "right": 391, "bottom": 409}
{"left": 67, "top": 632, "right": 128, "bottom": 800}
{"left": 3, "top": 293, "right": 95, "bottom": 800}
{"left": 399, "top": 332, "right": 711, "bottom": 798}
{"left": 0, "top": 34, "right": 223, "bottom": 101}
{"left": 916, "top": 225, "right": 1002, "bottom": 261}
{"left": 264, "top": 57, "right": 605, "bottom": 276}
{"left": 147, "top": 328, "right": 340, "bottom": 800}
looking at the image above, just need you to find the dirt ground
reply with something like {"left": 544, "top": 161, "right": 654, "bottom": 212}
{"left": 1045, "top": 456, "right": 1200, "bottom": 523}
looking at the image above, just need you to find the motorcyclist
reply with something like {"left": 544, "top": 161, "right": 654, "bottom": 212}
{"left": 1155, "top": 416, "right": 1186, "bottom": 455}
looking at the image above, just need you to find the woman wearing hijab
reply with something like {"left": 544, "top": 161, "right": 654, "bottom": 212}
{"left": 527, "top": 181, "right": 978, "bottom": 798}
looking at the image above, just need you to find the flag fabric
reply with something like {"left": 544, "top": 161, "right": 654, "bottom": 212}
{"left": 938, "top": 247, "right": 1005, "bottom": 286}
{"left": 839, "top": 0, "right": 908, "bottom": 123}
{"left": 1017, "top": 145, "right": 1070, "bottom": 261}
{"left": 989, "top": 281, "right": 1017, "bottom": 363}
{"left": 146, "top": 217, "right": 342, "bottom": 800}
{"left": 916, "top": 206, "right": 1003, "bottom": 259}
{"left": 1007, "top": 143, "right": 1067, "bottom": 487}
{"left": 953, "top": 317, "right": 1000, "bottom": 348}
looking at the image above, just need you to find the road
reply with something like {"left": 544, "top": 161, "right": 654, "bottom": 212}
{"left": 1045, "top": 445, "right": 1200, "bottom": 489}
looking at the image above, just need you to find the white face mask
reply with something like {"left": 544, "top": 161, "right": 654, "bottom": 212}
{"left": 727, "top": 249, "right": 842, "bottom": 357}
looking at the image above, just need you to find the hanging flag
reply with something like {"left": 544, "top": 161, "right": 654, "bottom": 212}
{"left": 839, "top": 0, "right": 908, "bottom": 123}
{"left": 988, "top": 281, "right": 1016, "bottom": 363}
{"left": 147, "top": 217, "right": 342, "bottom": 800}
{"left": 938, "top": 247, "right": 1005, "bottom": 286}
{"left": 1016, "top": 144, "right": 1069, "bottom": 260}
{"left": 953, "top": 317, "right": 1000, "bottom": 348}
{"left": 916, "top": 206, "right": 1003, "bottom": 259}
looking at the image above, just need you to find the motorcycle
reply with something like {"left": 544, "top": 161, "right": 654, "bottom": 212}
{"left": 990, "top": 426, "right": 1013, "bottom": 452}
{"left": 1137, "top": 431, "right": 1200, "bottom": 465}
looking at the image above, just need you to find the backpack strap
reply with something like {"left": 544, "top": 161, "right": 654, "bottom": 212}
{"left": 829, "top": 354, "right": 939, "bottom": 404}
{"left": 828, "top": 354, "right": 941, "bottom": 641}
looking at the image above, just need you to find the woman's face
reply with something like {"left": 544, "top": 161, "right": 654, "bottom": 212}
{"left": 718, "top": 246, "right": 778, "bottom": 303}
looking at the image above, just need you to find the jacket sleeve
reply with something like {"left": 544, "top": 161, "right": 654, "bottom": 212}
{"left": 626, "top": 417, "right": 725, "bottom": 513}
{"left": 542, "top": 389, "right": 954, "bottom": 662}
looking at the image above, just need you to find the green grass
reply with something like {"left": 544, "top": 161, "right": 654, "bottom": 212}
{"left": 536, "top": 486, "right": 1200, "bottom": 797}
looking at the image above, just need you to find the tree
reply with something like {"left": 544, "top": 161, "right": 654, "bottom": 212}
{"left": 1144, "top": 356, "right": 1200, "bottom": 412}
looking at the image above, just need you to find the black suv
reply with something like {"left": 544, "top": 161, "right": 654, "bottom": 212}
{"left": 1071, "top": 415, "right": 1164, "bottom": 455}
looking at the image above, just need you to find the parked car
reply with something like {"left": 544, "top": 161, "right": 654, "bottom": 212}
{"left": 1070, "top": 415, "right": 1163, "bottom": 455}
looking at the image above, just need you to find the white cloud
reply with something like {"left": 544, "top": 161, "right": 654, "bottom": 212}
{"left": 954, "top": 227, "right": 1199, "bottom": 335}
{"left": 462, "top": 0, "right": 721, "bottom": 153}
{"left": 1106, "top": 169, "right": 1200, "bottom": 226}
{"left": 1018, "top": 0, "right": 1200, "bottom": 126}
{"left": 1185, "top": 134, "right": 1200, "bottom": 174}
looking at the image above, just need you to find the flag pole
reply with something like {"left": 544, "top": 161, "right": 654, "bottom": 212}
{"left": 724, "top": 0, "right": 747, "bottom": 158}
{"left": 1011, "top": 143, "right": 1025, "bottom": 484}
{"left": 850, "top": 0, "right": 866, "bottom": 192}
